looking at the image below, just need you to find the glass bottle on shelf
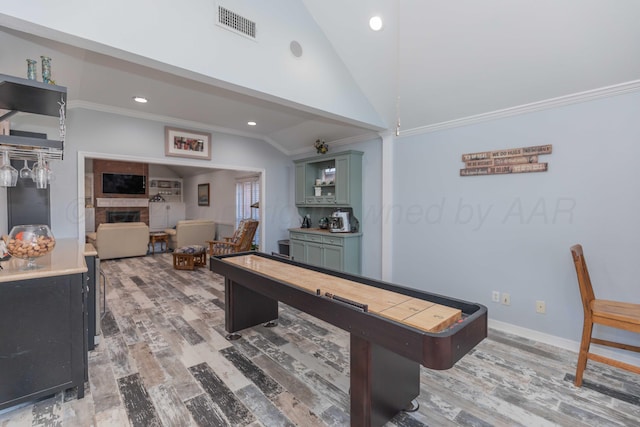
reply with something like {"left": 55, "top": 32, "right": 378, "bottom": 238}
{"left": 41, "top": 56, "right": 52, "bottom": 84}
{"left": 26, "top": 59, "right": 37, "bottom": 80}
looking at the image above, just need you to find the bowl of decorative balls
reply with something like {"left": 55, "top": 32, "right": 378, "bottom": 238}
{"left": 4, "top": 224, "right": 56, "bottom": 269}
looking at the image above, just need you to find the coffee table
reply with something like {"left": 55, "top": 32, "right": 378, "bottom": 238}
{"left": 148, "top": 232, "right": 169, "bottom": 255}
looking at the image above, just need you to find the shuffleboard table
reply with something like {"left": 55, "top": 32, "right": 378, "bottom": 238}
{"left": 210, "top": 252, "right": 487, "bottom": 427}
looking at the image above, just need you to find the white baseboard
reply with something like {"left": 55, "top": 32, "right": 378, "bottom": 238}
{"left": 489, "top": 319, "right": 640, "bottom": 367}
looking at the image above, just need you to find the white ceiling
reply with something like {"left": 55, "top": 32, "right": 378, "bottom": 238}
{"left": 3, "top": 1, "right": 640, "bottom": 162}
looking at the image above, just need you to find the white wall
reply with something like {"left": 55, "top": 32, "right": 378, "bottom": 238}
{"left": 0, "top": 1, "right": 384, "bottom": 129}
{"left": 393, "top": 90, "right": 640, "bottom": 347}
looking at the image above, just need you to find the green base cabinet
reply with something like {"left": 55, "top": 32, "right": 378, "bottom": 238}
{"left": 289, "top": 230, "right": 361, "bottom": 275}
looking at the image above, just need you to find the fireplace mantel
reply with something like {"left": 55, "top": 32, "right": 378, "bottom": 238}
{"left": 96, "top": 198, "right": 149, "bottom": 208}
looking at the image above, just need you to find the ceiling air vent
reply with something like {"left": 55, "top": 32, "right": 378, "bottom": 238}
{"left": 218, "top": 6, "right": 256, "bottom": 39}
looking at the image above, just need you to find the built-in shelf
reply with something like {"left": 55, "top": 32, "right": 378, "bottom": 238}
{"left": 149, "top": 177, "right": 182, "bottom": 202}
{"left": 0, "top": 73, "right": 66, "bottom": 162}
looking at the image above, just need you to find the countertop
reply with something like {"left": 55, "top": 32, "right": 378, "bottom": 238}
{"left": 84, "top": 243, "right": 97, "bottom": 257}
{"left": 0, "top": 238, "right": 89, "bottom": 282}
{"left": 289, "top": 227, "right": 362, "bottom": 237}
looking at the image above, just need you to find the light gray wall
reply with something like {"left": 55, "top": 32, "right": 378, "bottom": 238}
{"left": 184, "top": 169, "right": 252, "bottom": 227}
{"left": 62, "top": 108, "right": 293, "bottom": 254}
{"left": 148, "top": 164, "right": 180, "bottom": 179}
{"left": 344, "top": 139, "right": 383, "bottom": 279}
{"left": 393, "top": 90, "right": 640, "bottom": 344}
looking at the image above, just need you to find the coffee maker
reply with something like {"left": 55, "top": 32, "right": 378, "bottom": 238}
{"left": 330, "top": 210, "right": 350, "bottom": 233}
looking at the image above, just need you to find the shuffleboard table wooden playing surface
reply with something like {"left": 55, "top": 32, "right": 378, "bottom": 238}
{"left": 210, "top": 252, "right": 487, "bottom": 427}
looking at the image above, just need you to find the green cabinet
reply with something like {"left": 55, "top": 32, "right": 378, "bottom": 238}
{"left": 294, "top": 151, "right": 363, "bottom": 210}
{"left": 294, "top": 163, "right": 306, "bottom": 205}
{"left": 290, "top": 238, "right": 305, "bottom": 262}
{"left": 292, "top": 150, "right": 363, "bottom": 274}
{"left": 289, "top": 230, "right": 361, "bottom": 274}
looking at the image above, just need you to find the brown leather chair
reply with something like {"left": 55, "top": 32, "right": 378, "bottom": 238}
{"left": 570, "top": 244, "right": 640, "bottom": 386}
{"left": 207, "top": 219, "right": 258, "bottom": 256}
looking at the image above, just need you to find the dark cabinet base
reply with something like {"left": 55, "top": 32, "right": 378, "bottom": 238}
{"left": 0, "top": 274, "right": 87, "bottom": 410}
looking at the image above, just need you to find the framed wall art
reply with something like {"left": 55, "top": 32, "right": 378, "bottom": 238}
{"left": 165, "top": 126, "right": 212, "bottom": 160}
{"left": 197, "top": 183, "right": 210, "bottom": 206}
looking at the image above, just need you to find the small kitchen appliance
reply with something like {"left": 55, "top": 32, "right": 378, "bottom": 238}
{"left": 330, "top": 210, "right": 350, "bottom": 233}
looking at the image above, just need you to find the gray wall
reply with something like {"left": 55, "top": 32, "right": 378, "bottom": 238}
{"left": 62, "top": 108, "right": 293, "bottom": 254}
{"left": 393, "top": 90, "right": 640, "bottom": 345}
{"left": 183, "top": 169, "right": 254, "bottom": 228}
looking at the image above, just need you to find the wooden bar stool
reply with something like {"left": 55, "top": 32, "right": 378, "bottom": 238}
{"left": 570, "top": 244, "right": 640, "bottom": 386}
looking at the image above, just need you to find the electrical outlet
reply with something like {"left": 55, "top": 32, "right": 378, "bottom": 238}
{"left": 501, "top": 293, "right": 511, "bottom": 306}
{"left": 492, "top": 291, "right": 500, "bottom": 303}
{"left": 536, "top": 300, "right": 546, "bottom": 314}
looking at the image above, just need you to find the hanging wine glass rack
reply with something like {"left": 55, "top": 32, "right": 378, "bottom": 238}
{"left": 0, "top": 73, "right": 66, "bottom": 163}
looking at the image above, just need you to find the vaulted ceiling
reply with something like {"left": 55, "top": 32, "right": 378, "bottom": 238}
{"left": 2, "top": 1, "right": 640, "bottom": 157}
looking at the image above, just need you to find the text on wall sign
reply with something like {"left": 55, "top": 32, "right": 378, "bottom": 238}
{"left": 460, "top": 144, "right": 552, "bottom": 176}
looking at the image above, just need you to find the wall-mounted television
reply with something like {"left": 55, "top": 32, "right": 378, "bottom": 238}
{"left": 102, "top": 173, "right": 146, "bottom": 195}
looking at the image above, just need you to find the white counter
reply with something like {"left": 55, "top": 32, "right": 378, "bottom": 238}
{"left": 0, "top": 238, "right": 88, "bottom": 283}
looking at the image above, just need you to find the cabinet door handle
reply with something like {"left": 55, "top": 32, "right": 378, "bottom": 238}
{"left": 99, "top": 268, "right": 107, "bottom": 318}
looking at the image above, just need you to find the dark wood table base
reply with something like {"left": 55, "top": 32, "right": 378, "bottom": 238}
{"left": 225, "top": 277, "right": 419, "bottom": 426}
{"left": 214, "top": 253, "right": 487, "bottom": 427}
{"left": 350, "top": 334, "right": 420, "bottom": 426}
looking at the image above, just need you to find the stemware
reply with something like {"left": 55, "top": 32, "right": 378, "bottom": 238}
{"left": 0, "top": 149, "right": 18, "bottom": 187}
{"left": 31, "top": 152, "right": 49, "bottom": 189}
{"left": 19, "top": 159, "right": 32, "bottom": 179}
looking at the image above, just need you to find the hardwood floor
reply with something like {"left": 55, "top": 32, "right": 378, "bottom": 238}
{"left": 1, "top": 253, "right": 639, "bottom": 426}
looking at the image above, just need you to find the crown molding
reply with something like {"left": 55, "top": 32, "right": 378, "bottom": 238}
{"left": 399, "top": 79, "right": 640, "bottom": 138}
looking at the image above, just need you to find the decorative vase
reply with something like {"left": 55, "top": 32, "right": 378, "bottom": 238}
{"left": 26, "top": 59, "right": 37, "bottom": 80}
{"left": 41, "top": 56, "right": 52, "bottom": 84}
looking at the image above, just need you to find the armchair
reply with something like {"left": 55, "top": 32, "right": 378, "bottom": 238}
{"left": 207, "top": 219, "right": 259, "bottom": 255}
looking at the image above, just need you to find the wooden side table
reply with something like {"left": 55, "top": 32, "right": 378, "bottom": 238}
{"left": 148, "top": 232, "right": 169, "bottom": 255}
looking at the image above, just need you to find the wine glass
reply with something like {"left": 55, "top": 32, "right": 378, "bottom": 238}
{"left": 19, "top": 159, "right": 32, "bottom": 179}
{"left": 0, "top": 149, "right": 18, "bottom": 187}
{"left": 31, "top": 152, "right": 48, "bottom": 189}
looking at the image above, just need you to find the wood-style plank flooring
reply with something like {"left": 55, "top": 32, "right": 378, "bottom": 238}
{"left": 1, "top": 253, "right": 639, "bottom": 426}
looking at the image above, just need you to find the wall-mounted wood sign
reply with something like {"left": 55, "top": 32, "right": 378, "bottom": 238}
{"left": 460, "top": 144, "right": 552, "bottom": 176}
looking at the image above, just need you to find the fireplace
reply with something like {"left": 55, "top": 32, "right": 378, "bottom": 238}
{"left": 107, "top": 210, "right": 141, "bottom": 223}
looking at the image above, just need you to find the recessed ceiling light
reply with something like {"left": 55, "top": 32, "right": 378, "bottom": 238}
{"left": 369, "top": 16, "right": 383, "bottom": 31}
{"left": 247, "top": 121, "right": 257, "bottom": 126}
{"left": 133, "top": 96, "right": 148, "bottom": 103}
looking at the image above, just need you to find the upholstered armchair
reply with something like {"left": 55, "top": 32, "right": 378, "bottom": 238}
{"left": 207, "top": 219, "right": 259, "bottom": 255}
